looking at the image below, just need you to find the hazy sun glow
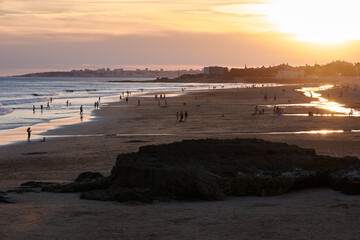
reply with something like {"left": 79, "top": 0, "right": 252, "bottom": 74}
{"left": 214, "top": 0, "right": 360, "bottom": 44}
{"left": 265, "top": 0, "right": 360, "bottom": 43}
{"left": 2, "top": 0, "right": 360, "bottom": 74}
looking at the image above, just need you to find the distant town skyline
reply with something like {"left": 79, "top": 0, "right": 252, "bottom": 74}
{"left": 1, "top": 0, "right": 360, "bottom": 76}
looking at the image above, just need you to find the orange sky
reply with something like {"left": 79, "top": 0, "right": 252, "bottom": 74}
{"left": 1, "top": 0, "right": 360, "bottom": 75}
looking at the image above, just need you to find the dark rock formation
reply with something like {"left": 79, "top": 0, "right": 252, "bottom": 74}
{"left": 75, "top": 172, "right": 104, "bottom": 183}
{"left": 329, "top": 168, "right": 360, "bottom": 195}
{"left": 0, "top": 191, "right": 15, "bottom": 204}
{"left": 24, "top": 139, "right": 360, "bottom": 203}
{"left": 7, "top": 188, "right": 40, "bottom": 194}
{"left": 21, "top": 181, "right": 57, "bottom": 188}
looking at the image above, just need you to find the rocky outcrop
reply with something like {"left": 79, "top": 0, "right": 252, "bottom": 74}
{"left": 23, "top": 139, "right": 360, "bottom": 203}
{"left": 0, "top": 191, "right": 15, "bottom": 204}
{"left": 75, "top": 172, "right": 104, "bottom": 183}
{"left": 329, "top": 168, "right": 360, "bottom": 195}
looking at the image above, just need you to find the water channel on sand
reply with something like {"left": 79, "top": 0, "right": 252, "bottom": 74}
{"left": 261, "top": 85, "right": 360, "bottom": 117}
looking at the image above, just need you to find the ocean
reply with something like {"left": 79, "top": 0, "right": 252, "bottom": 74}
{"left": 0, "top": 77, "right": 273, "bottom": 130}
{"left": 0, "top": 77, "right": 284, "bottom": 145}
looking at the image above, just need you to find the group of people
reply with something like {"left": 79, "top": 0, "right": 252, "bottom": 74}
{"left": 253, "top": 105, "right": 265, "bottom": 115}
{"left": 33, "top": 101, "right": 51, "bottom": 113}
{"left": 177, "top": 111, "right": 188, "bottom": 122}
{"left": 94, "top": 101, "right": 100, "bottom": 109}
{"left": 273, "top": 106, "right": 284, "bottom": 115}
{"left": 155, "top": 94, "right": 166, "bottom": 100}
{"left": 263, "top": 93, "right": 278, "bottom": 101}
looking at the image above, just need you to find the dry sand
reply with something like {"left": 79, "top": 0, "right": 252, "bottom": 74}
{"left": 1, "top": 82, "right": 360, "bottom": 239}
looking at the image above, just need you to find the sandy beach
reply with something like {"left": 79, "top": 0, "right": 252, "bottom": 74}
{"left": 1, "top": 82, "right": 360, "bottom": 239}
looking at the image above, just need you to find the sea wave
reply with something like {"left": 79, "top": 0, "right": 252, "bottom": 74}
{"left": 64, "top": 89, "right": 97, "bottom": 92}
{"left": 0, "top": 107, "right": 14, "bottom": 115}
{"left": 32, "top": 92, "right": 58, "bottom": 97}
{"left": 0, "top": 97, "right": 49, "bottom": 106}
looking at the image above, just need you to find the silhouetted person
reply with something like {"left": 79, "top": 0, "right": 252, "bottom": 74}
{"left": 179, "top": 111, "right": 184, "bottom": 122}
{"left": 185, "top": 111, "right": 188, "bottom": 121}
{"left": 33, "top": 105, "right": 35, "bottom": 113}
{"left": 27, "top": 127, "right": 32, "bottom": 142}
{"left": 80, "top": 105, "right": 83, "bottom": 115}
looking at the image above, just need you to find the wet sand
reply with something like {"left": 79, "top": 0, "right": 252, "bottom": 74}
{"left": 1, "top": 82, "right": 360, "bottom": 239}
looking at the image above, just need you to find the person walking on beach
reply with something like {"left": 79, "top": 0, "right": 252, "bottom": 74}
{"left": 33, "top": 105, "right": 35, "bottom": 113}
{"left": 180, "top": 111, "right": 184, "bottom": 122}
{"left": 184, "top": 111, "right": 188, "bottom": 121}
{"left": 40, "top": 105, "right": 43, "bottom": 112}
{"left": 254, "top": 105, "right": 258, "bottom": 114}
{"left": 66, "top": 100, "right": 69, "bottom": 107}
{"left": 80, "top": 105, "right": 83, "bottom": 115}
{"left": 47, "top": 102, "right": 50, "bottom": 109}
{"left": 27, "top": 127, "right": 32, "bottom": 142}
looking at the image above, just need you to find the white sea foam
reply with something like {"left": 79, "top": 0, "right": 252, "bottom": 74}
{"left": 0, "top": 107, "right": 14, "bottom": 116}
{"left": 0, "top": 97, "right": 50, "bottom": 106}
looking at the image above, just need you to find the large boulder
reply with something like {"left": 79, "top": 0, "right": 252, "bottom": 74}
{"left": 27, "top": 139, "right": 360, "bottom": 203}
{"left": 329, "top": 167, "right": 360, "bottom": 195}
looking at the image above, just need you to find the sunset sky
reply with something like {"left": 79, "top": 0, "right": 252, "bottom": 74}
{"left": 1, "top": 0, "right": 360, "bottom": 75}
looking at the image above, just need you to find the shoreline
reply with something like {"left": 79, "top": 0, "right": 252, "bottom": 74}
{"left": 0, "top": 82, "right": 289, "bottom": 147}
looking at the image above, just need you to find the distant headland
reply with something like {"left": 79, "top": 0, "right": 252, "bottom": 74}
{"left": 12, "top": 61, "right": 360, "bottom": 83}
{"left": 13, "top": 68, "right": 202, "bottom": 79}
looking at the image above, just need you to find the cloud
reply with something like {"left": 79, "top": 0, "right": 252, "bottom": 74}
{"left": 0, "top": 10, "right": 19, "bottom": 16}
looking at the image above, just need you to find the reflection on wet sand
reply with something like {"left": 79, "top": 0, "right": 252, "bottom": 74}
{"left": 296, "top": 85, "right": 360, "bottom": 117}
{"left": 32, "top": 129, "right": 360, "bottom": 140}
{"left": 261, "top": 85, "right": 359, "bottom": 117}
{"left": 0, "top": 116, "right": 92, "bottom": 146}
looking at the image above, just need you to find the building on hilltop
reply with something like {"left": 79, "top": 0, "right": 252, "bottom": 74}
{"left": 204, "top": 66, "right": 229, "bottom": 76}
